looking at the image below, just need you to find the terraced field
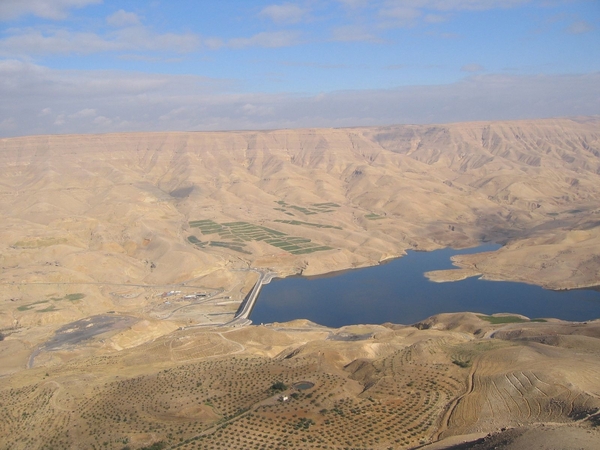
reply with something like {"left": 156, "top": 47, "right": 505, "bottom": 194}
{"left": 1, "top": 315, "right": 600, "bottom": 449}
{"left": 443, "top": 339, "right": 600, "bottom": 438}
{"left": 0, "top": 347, "right": 465, "bottom": 449}
{"left": 188, "top": 220, "right": 333, "bottom": 255}
{"left": 274, "top": 201, "right": 341, "bottom": 216}
{"left": 274, "top": 219, "right": 342, "bottom": 230}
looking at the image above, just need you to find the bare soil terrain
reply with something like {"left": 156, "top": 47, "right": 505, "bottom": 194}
{"left": 1, "top": 314, "right": 599, "bottom": 449}
{"left": 0, "top": 117, "right": 599, "bottom": 448}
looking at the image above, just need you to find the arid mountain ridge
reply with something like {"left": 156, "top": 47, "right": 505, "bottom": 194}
{"left": 1, "top": 117, "right": 600, "bottom": 449}
{"left": 1, "top": 116, "right": 599, "bottom": 290}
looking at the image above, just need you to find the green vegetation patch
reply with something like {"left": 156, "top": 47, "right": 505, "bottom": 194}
{"left": 270, "top": 381, "right": 287, "bottom": 392}
{"left": 290, "top": 205, "right": 317, "bottom": 214}
{"left": 209, "top": 241, "right": 251, "bottom": 254}
{"left": 48, "top": 293, "right": 85, "bottom": 302}
{"left": 140, "top": 442, "right": 166, "bottom": 450}
{"left": 291, "top": 246, "right": 333, "bottom": 255}
{"left": 17, "top": 300, "right": 49, "bottom": 311}
{"left": 13, "top": 237, "right": 68, "bottom": 248}
{"left": 279, "top": 245, "right": 302, "bottom": 251}
{"left": 19, "top": 293, "right": 86, "bottom": 311}
{"left": 293, "top": 417, "right": 315, "bottom": 430}
{"left": 477, "top": 315, "right": 547, "bottom": 324}
{"left": 274, "top": 219, "right": 342, "bottom": 230}
{"left": 312, "top": 202, "right": 340, "bottom": 208}
{"left": 188, "top": 218, "right": 334, "bottom": 256}
{"left": 365, "top": 213, "right": 385, "bottom": 220}
{"left": 451, "top": 358, "right": 471, "bottom": 368}
{"left": 274, "top": 200, "right": 340, "bottom": 216}
{"left": 189, "top": 219, "right": 226, "bottom": 235}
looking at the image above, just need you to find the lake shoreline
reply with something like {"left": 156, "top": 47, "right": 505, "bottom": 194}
{"left": 251, "top": 244, "right": 600, "bottom": 328}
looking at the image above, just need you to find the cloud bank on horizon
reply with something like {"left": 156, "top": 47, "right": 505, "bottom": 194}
{"left": 0, "top": 0, "right": 598, "bottom": 136}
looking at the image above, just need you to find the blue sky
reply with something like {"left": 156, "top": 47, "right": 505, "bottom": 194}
{"left": 0, "top": 0, "right": 598, "bottom": 136}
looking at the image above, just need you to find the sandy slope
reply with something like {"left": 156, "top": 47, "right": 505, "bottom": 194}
{"left": 1, "top": 118, "right": 599, "bottom": 289}
{"left": 1, "top": 313, "right": 599, "bottom": 449}
{"left": 0, "top": 116, "right": 599, "bottom": 374}
{"left": 0, "top": 118, "right": 599, "bottom": 446}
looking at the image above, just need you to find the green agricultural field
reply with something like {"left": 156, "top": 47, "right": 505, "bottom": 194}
{"left": 274, "top": 219, "right": 342, "bottom": 230}
{"left": 189, "top": 219, "right": 226, "bottom": 235}
{"left": 187, "top": 235, "right": 202, "bottom": 244}
{"left": 274, "top": 200, "right": 340, "bottom": 216}
{"left": 188, "top": 219, "right": 334, "bottom": 256}
{"left": 290, "top": 246, "right": 333, "bottom": 254}
{"left": 209, "top": 241, "right": 251, "bottom": 254}
{"left": 312, "top": 202, "right": 340, "bottom": 208}
{"left": 365, "top": 213, "right": 385, "bottom": 220}
{"left": 17, "top": 300, "right": 49, "bottom": 311}
{"left": 17, "top": 293, "right": 86, "bottom": 312}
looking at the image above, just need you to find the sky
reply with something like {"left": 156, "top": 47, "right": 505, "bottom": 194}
{"left": 0, "top": 0, "right": 598, "bottom": 137}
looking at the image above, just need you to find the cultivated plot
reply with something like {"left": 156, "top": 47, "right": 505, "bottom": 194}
{"left": 188, "top": 220, "right": 333, "bottom": 255}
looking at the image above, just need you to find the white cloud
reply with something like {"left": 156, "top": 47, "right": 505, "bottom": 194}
{"left": 259, "top": 3, "right": 308, "bottom": 24}
{"left": 114, "top": 27, "right": 200, "bottom": 53}
{"left": 331, "top": 25, "right": 382, "bottom": 42}
{"left": 0, "top": 0, "right": 101, "bottom": 21}
{"left": 239, "top": 103, "right": 275, "bottom": 116}
{"left": 69, "top": 108, "right": 96, "bottom": 118}
{"left": 39, "top": 107, "right": 52, "bottom": 116}
{"left": 380, "top": 5, "right": 421, "bottom": 24}
{"left": 1, "top": 60, "right": 598, "bottom": 137}
{"left": 372, "top": 0, "right": 532, "bottom": 28}
{"left": 461, "top": 63, "right": 484, "bottom": 72}
{"left": 93, "top": 115, "right": 112, "bottom": 125}
{"left": 54, "top": 114, "right": 66, "bottom": 126}
{"left": 204, "top": 37, "right": 224, "bottom": 50}
{"left": 106, "top": 10, "right": 140, "bottom": 27}
{"left": 424, "top": 13, "right": 447, "bottom": 23}
{"left": 0, "top": 27, "right": 200, "bottom": 57}
{"left": 382, "top": 1, "right": 531, "bottom": 12}
{"left": 566, "top": 20, "right": 594, "bottom": 35}
{"left": 280, "top": 61, "right": 349, "bottom": 69}
{"left": 335, "top": 0, "right": 371, "bottom": 8}
{"left": 228, "top": 31, "right": 301, "bottom": 49}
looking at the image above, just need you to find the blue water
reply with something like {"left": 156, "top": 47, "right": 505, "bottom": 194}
{"left": 250, "top": 244, "right": 600, "bottom": 327}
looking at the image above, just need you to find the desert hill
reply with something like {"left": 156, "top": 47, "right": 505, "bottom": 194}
{"left": 1, "top": 313, "right": 599, "bottom": 449}
{"left": 0, "top": 117, "right": 600, "bottom": 448}
{"left": 1, "top": 117, "right": 599, "bottom": 290}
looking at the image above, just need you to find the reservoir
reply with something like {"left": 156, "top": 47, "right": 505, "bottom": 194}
{"left": 250, "top": 244, "right": 600, "bottom": 327}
